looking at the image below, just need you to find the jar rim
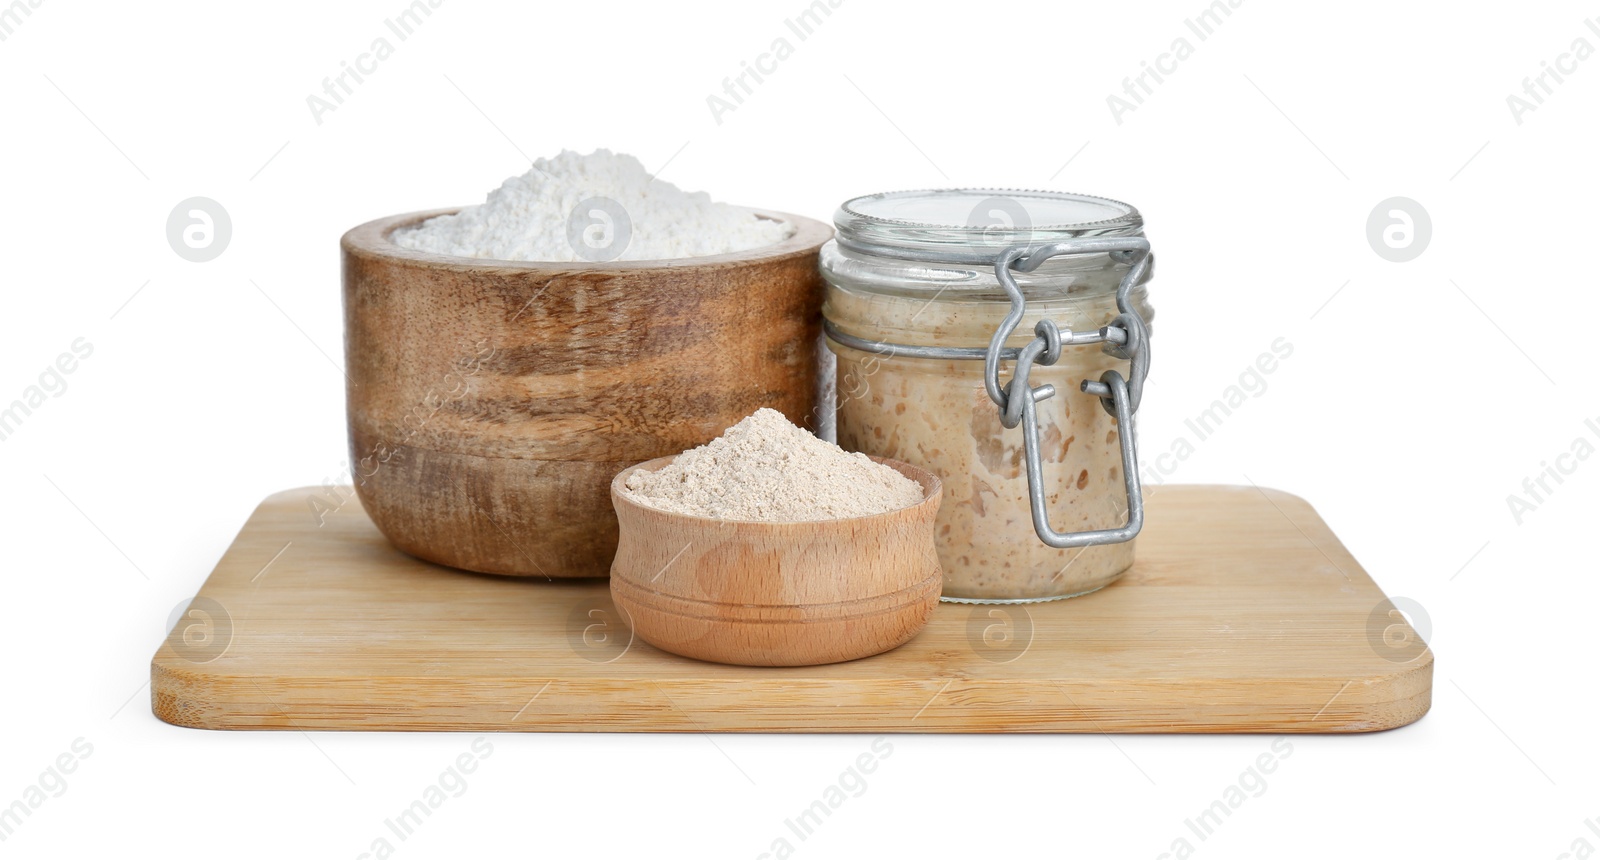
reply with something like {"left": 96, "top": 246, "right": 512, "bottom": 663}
{"left": 834, "top": 188, "right": 1143, "bottom": 264}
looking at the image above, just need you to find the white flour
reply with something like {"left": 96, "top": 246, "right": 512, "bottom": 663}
{"left": 392, "top": 149, "right": 792, "bottom": 262}
{"left": 622, "top": 409, "right": 924, "bottom": 522}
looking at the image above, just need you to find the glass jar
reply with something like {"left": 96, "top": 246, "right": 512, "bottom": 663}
{"left": 820, "top": 189, "right": 1156, "bottom": 603}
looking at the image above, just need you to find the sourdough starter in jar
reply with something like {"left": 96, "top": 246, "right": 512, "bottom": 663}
{"left": 821, "top": 190, "right": 1154, "bottom": 602}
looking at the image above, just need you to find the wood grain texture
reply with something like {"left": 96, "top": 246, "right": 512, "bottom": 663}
{"left": 609, "top": 456, "right": 943, "bottom": 667}
{"left": 341, "top": 208, "right": 832, "bottom": 577}
{"left": 151, "top": 485, "right": 1432, "bottom": 733}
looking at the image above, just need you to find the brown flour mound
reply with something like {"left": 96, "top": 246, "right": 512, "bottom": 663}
{"left": 621, "top": 409, "right": 924, "bottom": 521}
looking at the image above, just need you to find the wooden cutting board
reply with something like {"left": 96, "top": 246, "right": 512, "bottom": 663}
{"left": 151, "top": 485, "right": 1431, "bottom": 732}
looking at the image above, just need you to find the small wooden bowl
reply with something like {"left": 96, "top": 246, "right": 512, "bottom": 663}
{"left": 608, "top": 456, "right": 943, "bottom": 667}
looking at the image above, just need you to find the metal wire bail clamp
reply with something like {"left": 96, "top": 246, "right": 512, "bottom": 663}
{"left": 984, "top": 238, "right": 1154, "bottom": 549}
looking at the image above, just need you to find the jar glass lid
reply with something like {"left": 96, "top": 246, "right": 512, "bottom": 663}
{"left": 835, "top": 189, "right": 1143, "bottom": 264}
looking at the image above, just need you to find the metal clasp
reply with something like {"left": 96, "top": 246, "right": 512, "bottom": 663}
{"left": 985, "top": 239, "right": 1154, "bottom": 549}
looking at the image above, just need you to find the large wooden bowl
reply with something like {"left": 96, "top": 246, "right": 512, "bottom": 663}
{"left": 342, "top": 208, "right": 832, "bottom": 578}
{"left": 608, "top": 456, "right": 943, "bottom": 666}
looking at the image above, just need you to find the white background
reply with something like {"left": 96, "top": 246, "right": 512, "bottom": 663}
{"left": 2, "top": 0, "right": 1597, "bottom": 857}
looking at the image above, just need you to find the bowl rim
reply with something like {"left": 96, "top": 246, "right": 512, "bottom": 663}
{"left": 341, "top": 206, "right": 834, "bottom": 272}
{"left": 611, "top": 453, "right": 942, "bottom": 528}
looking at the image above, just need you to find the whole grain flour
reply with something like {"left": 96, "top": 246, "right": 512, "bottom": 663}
{"left": 621, "top": 409, "right": 923, "bottom": 522}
